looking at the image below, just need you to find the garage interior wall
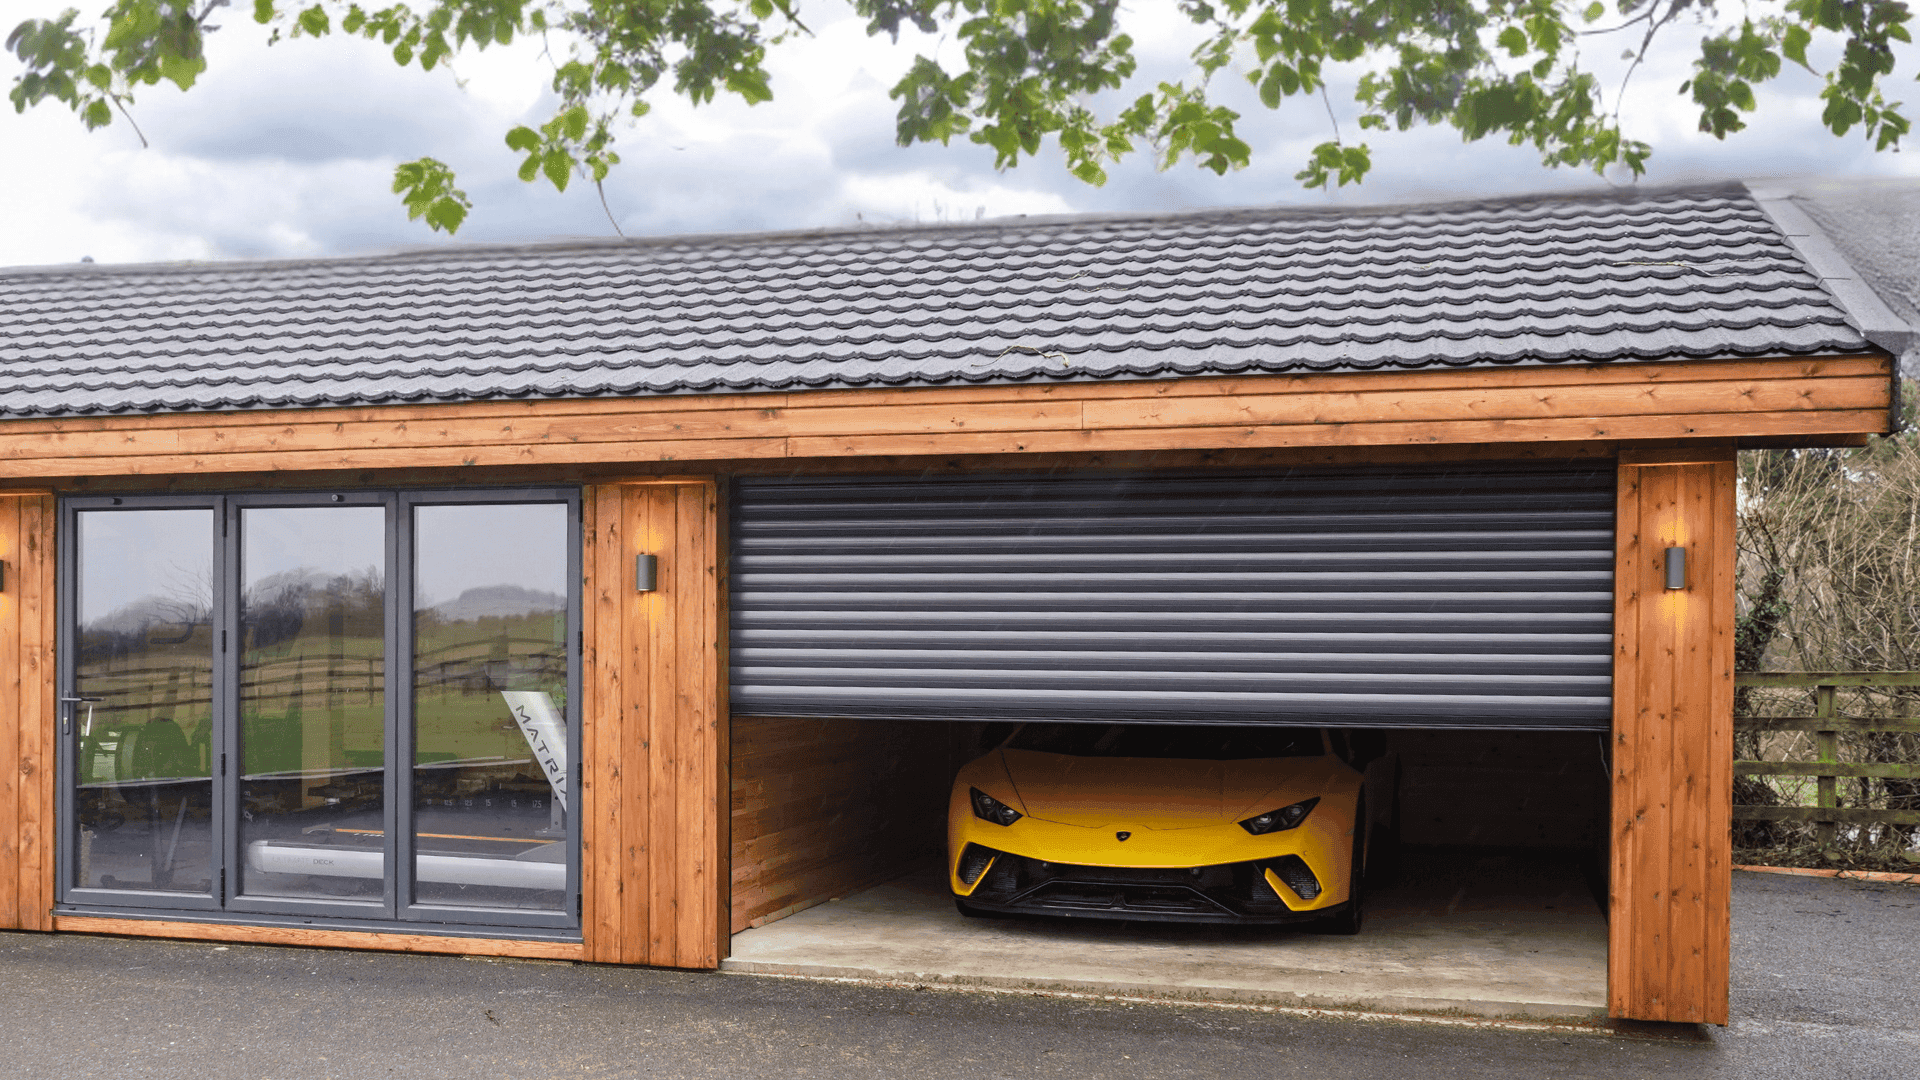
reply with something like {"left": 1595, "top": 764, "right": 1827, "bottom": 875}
{"left": 1390, "top": 730, "right": 1607, "bottom": 850}
{"left": 729, "top": 717, "right": 960, "bottom": 932}
{"left": 1610, "top": 452, "right": 1736, "bottom": 1025}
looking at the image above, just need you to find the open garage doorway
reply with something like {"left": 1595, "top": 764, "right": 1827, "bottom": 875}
{"left": 721, "top": 466, "right": 1614, "bottom": 1018}
{"left": 724, "top": 717, "right": 1610, "bottom": 1020}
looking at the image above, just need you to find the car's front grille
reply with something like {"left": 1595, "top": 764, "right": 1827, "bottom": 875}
{"left": 968, "top": 853, "right": 1307, "bottom": 921}
{"left": 1025, "top": 881, "right": 1229, "bottom": 915}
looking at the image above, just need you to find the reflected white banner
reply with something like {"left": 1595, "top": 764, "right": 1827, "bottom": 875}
{"left": 500, "top": 691, "right": 568, "bottom": 812}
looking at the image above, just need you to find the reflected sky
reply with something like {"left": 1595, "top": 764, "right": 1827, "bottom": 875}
{"left": 77, "top": 510, "right": 214, "bottom": 628}
{"left": 242, "top": 506, "right": 385, "bottom": 593}
{"left": 413, "top": 504, "right": 567, "bottom": 611}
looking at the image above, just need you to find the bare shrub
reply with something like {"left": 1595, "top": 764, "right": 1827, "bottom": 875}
{"left": 1736, "top": 386, "right": 1920, "bottom": 869}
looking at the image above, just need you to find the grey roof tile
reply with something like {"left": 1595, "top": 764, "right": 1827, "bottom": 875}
{"left": 0, "top": 181, "right": 1891, "bottom": 417}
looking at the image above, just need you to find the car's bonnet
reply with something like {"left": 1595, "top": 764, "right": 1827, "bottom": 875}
{"left": 998, "top": 749, "right": 1329, "bottom": 829}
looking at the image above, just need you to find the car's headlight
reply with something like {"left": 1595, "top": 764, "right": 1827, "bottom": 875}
{"left": 970, "top": 787, "right": 1023, "bottom": 826}
{"left": 1238, "top": 797, "right": 1319, "bottom": 835}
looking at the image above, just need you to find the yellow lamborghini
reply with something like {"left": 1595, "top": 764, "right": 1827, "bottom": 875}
{"left": 949, "top": 723, "right": 1368, "bottom": 932}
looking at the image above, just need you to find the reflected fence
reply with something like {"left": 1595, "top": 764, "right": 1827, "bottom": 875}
{"left": 77, "top": 636, "right": 567, "bottom": 725}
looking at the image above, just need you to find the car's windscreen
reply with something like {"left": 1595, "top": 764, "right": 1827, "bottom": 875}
{"left": 1005, "top": 724, "right": 1324, "bottom": 760}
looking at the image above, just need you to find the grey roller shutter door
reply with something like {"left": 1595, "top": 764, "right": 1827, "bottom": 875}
{"left": 730, "top": 465, "right": 1613, "bottom": 730}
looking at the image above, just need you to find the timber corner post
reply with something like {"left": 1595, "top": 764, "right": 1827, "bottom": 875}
{"left": 1609, "top": 449, "right": 1737, "bottom": 1024}
{"left": 0, "top": 492, "right": 56, "bottom": 933}
{"left": 581, "top": 478, "right": 726, "bottom": 970}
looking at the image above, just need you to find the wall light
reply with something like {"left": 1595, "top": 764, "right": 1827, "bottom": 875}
{"left": 1664, "top": 546, "right": 1687, "bottom": 590}
{"left": 635, "top": 553, "right": 658, "bottom": 592}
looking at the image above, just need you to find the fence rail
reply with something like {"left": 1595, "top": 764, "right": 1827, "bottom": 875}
{"left": 1733, "top": 672, "right": 1920, "bottom": 839}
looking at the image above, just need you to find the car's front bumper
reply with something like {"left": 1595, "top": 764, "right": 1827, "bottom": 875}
{"left": 953, "top": 846, "right": 1342, "bottom": 924}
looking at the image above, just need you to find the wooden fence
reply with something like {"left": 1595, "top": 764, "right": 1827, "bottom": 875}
{"left": 1734, "top": 672, "right": 1920, "bottom": 843}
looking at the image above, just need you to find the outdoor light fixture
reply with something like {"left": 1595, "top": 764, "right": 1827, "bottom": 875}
{"left": 635, "top": 553, "right": 658, "bottom": 592}
{"left": 1665, "top": 546, "right": 1687, "bottom": 590}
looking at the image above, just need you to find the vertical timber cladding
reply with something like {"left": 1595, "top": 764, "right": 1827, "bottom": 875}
{"left": 0, "top": 494, "right": 55, "bottom": 932}
{"left": 730, "top": 464, "right": 1616, "bottom": 729}
{"left": 582, "top": 479, "right": 727, "bottom": 968}
{"left": 1610, "top": 451, "right": 1736, "bottom": 1025}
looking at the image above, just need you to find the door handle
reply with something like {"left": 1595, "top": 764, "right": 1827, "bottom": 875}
{"left": 60, "top": 696, "right": 103, "bottom": 736}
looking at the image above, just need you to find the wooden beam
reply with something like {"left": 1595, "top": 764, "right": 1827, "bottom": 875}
{"left": 1609, "top": 457, "right": 1735, "bottom": 1024}
{"left": 50, "top": 917, "right": 586, "bottom": 960}
{"left": 0, "top": 356, "right": 1888, "bottom": 480}
{"left": 0, "top": 497, "right": 20, "bottom": 930}
{"left": 580, "top": 484, "right": 628, "bottom": 964}
{"left": 1732, "top": 806, "right": 1920, "bottom": 825}
{"left": 1734, "top": 671, "right": 1920, "bottom": 688}
{"left": 0, "top": 494, "right": 57, "bottom": 932}
{"left": 1734, "top": 716, "right": 1920, "bottom": 733}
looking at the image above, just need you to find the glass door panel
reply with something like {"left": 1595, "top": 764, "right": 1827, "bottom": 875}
{"left": 236, "top": 506, "right": 388, "bottom": 903}
{"left": 411, "top": 503, "right": 569, "bottom": 910}
{"left": 72, "top": 509, "right": 216, "bottom": 897}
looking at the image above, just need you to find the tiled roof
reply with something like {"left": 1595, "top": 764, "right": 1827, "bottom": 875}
{"left": 0, "top": 181, "right": 1897, "bottom": 417}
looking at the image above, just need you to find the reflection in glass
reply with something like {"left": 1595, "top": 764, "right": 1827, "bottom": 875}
{"left": 412, "top": 503, "right": 569, "bottom": 909}
{"left": 237, "top": 507, "right": 388, "bottom": 902}
{"left": 73, "top": 510, "right": 215, "bottom": 895}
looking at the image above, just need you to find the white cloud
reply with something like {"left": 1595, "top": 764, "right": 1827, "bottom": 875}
{"left": 1, "top": 0, "right": 1917, "bottom": 268}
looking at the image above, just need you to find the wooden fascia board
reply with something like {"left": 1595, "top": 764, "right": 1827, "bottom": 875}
{"left": 0, "top": 355, "right": 1888, "bottom": 480}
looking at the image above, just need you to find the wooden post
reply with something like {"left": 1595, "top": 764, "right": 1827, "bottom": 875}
{"left": 1610, "top": 449, "right": 1735, "bottom": 1024}
{"left": 1814, "top": 685, "right": 1838, "bottom": 847}
{"left": 580, "top": 478, "right": 726, "bottom": 969}
{"left": 0, "top": 493, "right": 56, "bottom": 932}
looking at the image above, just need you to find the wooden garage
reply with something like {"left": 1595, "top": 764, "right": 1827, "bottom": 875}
{"left": 0, "top": 181, "right": 1908, "bottom": 1024}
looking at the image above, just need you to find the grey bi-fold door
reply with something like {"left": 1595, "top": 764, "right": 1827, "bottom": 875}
{"left": 57, "top": 490, "right": 582, "bottom": 932}
{"left": 729, "top": 465, "right": 1614, "bottom": 730}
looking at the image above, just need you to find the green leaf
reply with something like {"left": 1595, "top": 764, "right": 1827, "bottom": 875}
{"left": 253, "top": 0, "right": 275, "bottom": 25}
{"left": 424, "top": 195, "right": 466, "bottom": 232}
{"left": 1583, "top": 2, "right": 1604, "bottom": 22}
{"left": 1497, "top": 26, "right": 1528, "bottom": 57}
{"left": 82, "top": 96, "right": 111, "bottom": 127}
{"left": 505, "top": 125, "right": 540, "bottom": 152}
{"left": 296, "top": 5, "right": 329, "bottom": 36}
{"left": 391, "top": 156, "right": 472, "bottom": 234}
{"left": 541, "top": 147, "right": 571, "bottom": 191}
{"left": 158, "top": 50, "right": 205, "bottom": 91}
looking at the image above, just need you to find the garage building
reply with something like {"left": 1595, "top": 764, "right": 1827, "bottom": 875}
{"left": 0, "top": 181, "right": 1909, "bottom": 1024}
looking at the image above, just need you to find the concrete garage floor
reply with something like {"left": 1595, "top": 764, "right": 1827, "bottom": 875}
{"left": 724, "top": 848, "right": 1608, "bottom": 1021}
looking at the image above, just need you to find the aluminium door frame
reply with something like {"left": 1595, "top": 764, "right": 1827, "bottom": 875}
{"left": 394, "top": 486, "right": 583, "bottom": 932}
{"left": 221, "top": 490, "right": 397, "bottom": 923}
{"left": 56, "top": 494, "right": 227, "bottom": 915}
{"left": 53, "top": 486, "right": 585, "bottom": 936}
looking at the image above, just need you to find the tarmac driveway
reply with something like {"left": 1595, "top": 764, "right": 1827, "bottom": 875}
{"left": 0, "top": 869, "right": 1911, "bottom": 1080}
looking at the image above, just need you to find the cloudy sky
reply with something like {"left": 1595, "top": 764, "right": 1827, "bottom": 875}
{"left": 3, "top": 0, "right": 1917, "bottom": 268}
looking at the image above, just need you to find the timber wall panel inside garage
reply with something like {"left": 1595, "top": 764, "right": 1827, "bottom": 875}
{"left": 729, "top": 716, "right": 955, "bottom": 933}
{"left": 730, "top": 465, "right": 1615, "bottom": 729}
